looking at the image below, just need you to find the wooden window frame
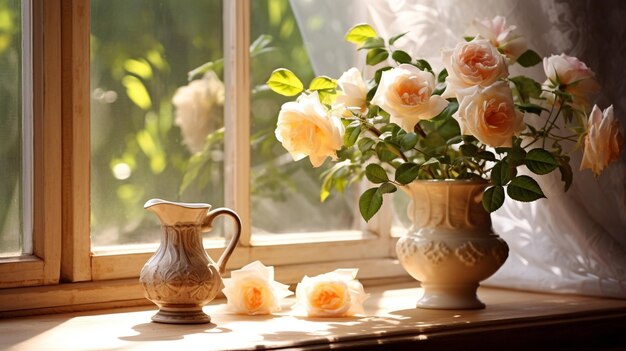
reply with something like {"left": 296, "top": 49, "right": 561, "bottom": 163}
{"left": 0, "top": 0, "right": 405, "bottom": 315}
{"left": 0, "top": 0, "right": 62, "bottom": 289}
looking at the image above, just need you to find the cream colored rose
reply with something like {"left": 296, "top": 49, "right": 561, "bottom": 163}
{"left": 172, "top": 71, "right": 225, "bottom": 154}
{"left": 222, "top": 261, "right": 293, "bottom": 315}
{"left": 441, "top": 39, "right": 508, "bottom": 99}
{"left": 295, "top": 269, "right": 368, "bottom": 317}
{"left": 371, "top": 64, "right": 448, "bottom": 132}
{"left": 471, "top": 15, "right": 527, "bottom": 62}
{"left": 332, "top": 67, "right": 368, "bottom": 115}
{"left": 455, "top": 81, "right": 525, "bottom": 147}
{"left": 275, "top": 91, "right": 345, "bottom": 167}
{"left": 580, "top": 105, "right": 624, "bottom": 177}
{"left": 542, "top": 54, "right": 599, "bottom": 110}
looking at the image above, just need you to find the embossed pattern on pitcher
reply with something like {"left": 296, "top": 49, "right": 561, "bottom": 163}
{"left": 140, "top": 223, "right": 221, "bottom": 306}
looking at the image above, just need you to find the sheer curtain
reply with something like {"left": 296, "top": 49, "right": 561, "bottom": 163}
{"left": 291, "top": 0, "right": 626, "bottom": 298}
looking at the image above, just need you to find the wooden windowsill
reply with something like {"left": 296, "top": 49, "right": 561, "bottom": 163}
{"left": 1, "top": 282, "right": 626, "bottom": 350}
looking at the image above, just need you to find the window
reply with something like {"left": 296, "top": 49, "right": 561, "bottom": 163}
{"left": 0, "top": 0, "right": 26, "bottom": 258}
{"left": 0, "top": 0, "right": 401, "bottom": 313}
{"left": 0, "top": 0, "right": 62, "bottom": 289}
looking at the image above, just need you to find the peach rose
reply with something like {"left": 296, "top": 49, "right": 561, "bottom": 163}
{"left": 371, "top": 64, "right": 448, "bottom": 132}
{"left": 542, "top": 54, "right": 599, "bottom": 109}
{"left": 455, "top": 81, "right": 525, "bottom": 147}
{"left": 332, "top": 67, "right": 368, "bottom": 115}
{"left": 295, "top": 269, "right": 368, "bottom": 317}
{"left": 471, "top": 15, "right": 528, "bottom": 62}
{"left": 172, "top": 72, "right": 225, "bottom": 153}
{"left": 580, "top": 105, "right": 624, "bottom": 177}
{"left": 441, "top": 38, "right": 508, "bottom": 99}
{"left": 222, "top": 261, "right": 293, "bottom": 315}
{"left": 275, "top": 91, "right": 345, "bottom": 167}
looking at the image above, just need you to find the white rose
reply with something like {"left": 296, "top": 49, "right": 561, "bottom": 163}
{"left": 295, "top": 269, "right": 368, "bottom": 317}
{"left": 542, "top": 54, "right": 599, "bottom": 110}
{"left": 275, "top": 91, "right": 345, "bottom": 167}
{"left": 580, "top": 105, "right": 624, "bottom": 177}
{"left": 222, "top": 261, "right": 293, "bottom": 315}
{"left": 471, "top": 15, "right": 528, "bottom": 62}
{"left": 442, "top": 39, "right": 508, "bottom": 99}
{"left": 172, "top": 71, "right": 225, "bottom": 154}
{"left": 455, "top": 81, "right": 525, "bottom": 147}
{"left": 371, "top": 64, "right": 448, "bottom": 132}
{"left": 332, "top": 67, "right": 368, "bottom": 115}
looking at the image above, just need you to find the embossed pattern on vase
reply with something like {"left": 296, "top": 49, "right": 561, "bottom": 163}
{"left": 140, "top": 223, "right": 220, "bottom": 307}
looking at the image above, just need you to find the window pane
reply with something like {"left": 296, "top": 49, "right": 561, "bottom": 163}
{"left": 91, "top": 0, "right": 225, "bottom": 247}
{"left": 249, "top": 0, "right": 358, "bottom": 234}
{"left": 0, "top": 0, "right": 23, "bottom": 257}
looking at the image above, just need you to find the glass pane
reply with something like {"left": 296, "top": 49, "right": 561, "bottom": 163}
{"left": 0, "top": 0, "right": 23, "bottom": 257}
{"left": 249, "top": 0, "right": 358, "bottom": 234}
{"left": 91, "top": 0, "right": 225, "bottom": 248}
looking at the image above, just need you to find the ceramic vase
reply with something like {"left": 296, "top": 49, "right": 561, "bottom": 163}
{"left": 396, "top": 180, "right": 509, "bottom": 309}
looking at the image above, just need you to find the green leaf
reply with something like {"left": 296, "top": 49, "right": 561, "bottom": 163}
{"left": 505, "top": 143, "right": 526, "bottom": 167}
{"left": 431, "top": 100, "right": 458, "bottom": 122}
{"left": 491, "top": 159, "right": 516, "bottom": 186}
{"left": 477, "top": 151, "right": 496, "bottom": 161}
{"left": 517, "top": 49, "right": 542, "bottom": 67}
{"left": 482, "top": 186, "right": 505, "bottom": 213}
{"left": 249, "top": 34, "right": 274, "bottom": 56}
{"left": 345, "top": 24, "right": 378, "bottom": 45}
{"left": 558, "top": 159, "right": 573, "bottom": 192}
{"left": 464, "top": 36, "right": 475, "bottom": 42}
{"left": 392, "top": 50, "right": 412, "bottom": 64}
{"left": 510, "top": 76, "right": 542, "bottom": 103}
{"left": 375, "top": 142, "right": 397, "bottom": 162}
{"left": 122, "top": 76, "right": 152, "bottom": 110}
{"left": 357, "top": 138, "right": 376, "bottom": 153}
{"left": 395, "top": 162, "right": 420, "bottom": 184}
{"left": 388, "top": 32, "right": 408, "bottom": 45}
{"left": 309, "top": 76, "right": 336, "bottom": 91}
{"left": 460, "top": 143, "right": 478, "bottom": 157}
{"left": 415, "top": 59, "right": 433, "bottom": 73}
{"left": 267, "top": 68, "right": 304, "bottom": 96}
{"left": 317, "top": 89, "right": 338, "bottom": 105}
{"left": 366, "top": 48, "right": 389, "bottom": 66}
{"left": 344, "top": 124, "right": 361, "bottom": 147}
{"left": 365, "top": 164, "right": 388, "bottom": 184}
{"left": 359, "top": 187, "right": 383, "bottom": 222}
{"left": 359, "top": 37, "right": 385, "bottom": 49}
{"left": 516, "top": 103, "right": 547, "bottom": 115}
{"left": 507, "top": 175, "right": 546, "bottom": 202}
{"left": 437, "top": 69, "right": 448, "bottom": 84}
{"left": 357, "top": 138, "right": 376, "bottom": 152}
{"left": 366, "top": 85, "right": 378, "bottom": 101}
{"left": 446, "top": 135, "right": 463, "bottom": 145}
{"left": 525, "top": 149, "right": 559, "bottom": 175}
{"left": 378, "top": 182, "right": 397, "bottom": 194}
{"left": 398, "top": 133, "right": 419, "bottom": 150}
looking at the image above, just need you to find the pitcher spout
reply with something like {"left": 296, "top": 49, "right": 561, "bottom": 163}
{"left": 144, "top": 198, "right": 212, "bottom": 226}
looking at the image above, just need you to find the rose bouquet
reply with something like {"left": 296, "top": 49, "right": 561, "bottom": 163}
{"left": 267, "top": 16, "right": 623, "bottom": 221}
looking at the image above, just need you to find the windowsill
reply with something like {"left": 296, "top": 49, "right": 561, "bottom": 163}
{"left": 2, "top": 283, "right": 626, "bottom": 350}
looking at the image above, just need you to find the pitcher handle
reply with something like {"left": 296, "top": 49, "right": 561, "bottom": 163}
{"left": 203, "top": 208, "right": 242, "bottom": 274}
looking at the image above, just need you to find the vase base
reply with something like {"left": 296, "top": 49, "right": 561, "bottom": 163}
{"left": 417, "top": 283, "right": 485, "bottom": 310}
{"left": 151, "top": 307, "right": 212, "bottom": 324}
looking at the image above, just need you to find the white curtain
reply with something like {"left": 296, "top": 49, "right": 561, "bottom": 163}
{"left": 291, "top": 0, "right": 626, "bottom": 298}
